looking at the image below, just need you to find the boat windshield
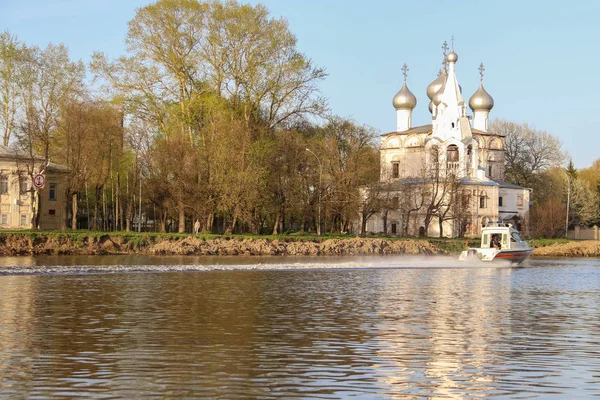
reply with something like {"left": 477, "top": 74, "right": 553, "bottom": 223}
{"left": 511, "top": 231, "right": 522, "bottom": 242}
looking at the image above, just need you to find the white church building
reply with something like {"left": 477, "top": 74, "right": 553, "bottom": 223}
{"left": 365, "top": 44, "right": 531, "bottom": 237}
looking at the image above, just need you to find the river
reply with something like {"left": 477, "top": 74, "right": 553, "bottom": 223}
{"left": 0, "top": 256, "right": 599, "bottom": 398}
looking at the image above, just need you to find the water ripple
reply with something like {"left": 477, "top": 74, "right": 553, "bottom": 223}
{"left": 0, "top": 258, "right": 599, "bottom": 398}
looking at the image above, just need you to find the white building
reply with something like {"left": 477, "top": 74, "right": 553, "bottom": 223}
{"left": 366, "top": 45, "right": 530, "bottom": 237}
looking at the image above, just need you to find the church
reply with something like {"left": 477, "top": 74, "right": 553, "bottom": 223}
{"left": 365, "top": 43, "right": 530, "bottom": 237}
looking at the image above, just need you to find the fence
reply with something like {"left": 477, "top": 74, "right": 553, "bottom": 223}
{"left": 567, "top": 225, "right": 599, "bottom": 240}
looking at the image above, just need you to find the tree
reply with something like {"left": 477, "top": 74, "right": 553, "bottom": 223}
{"left": 204, "top": 1, "right": 327, "bottom": 129}
{"left": 16, "top": 43, "right": 84, "bottom": 228}
{"left": 0, "top": 31, "right": 26, "bottom": 146}
{"left": 91, "top": 0, "right": 328, "bottom": 233}
{"left": 421, "top": 146, "right": 458, "bottom": 236}
{"left": 529, "top": 197, "right": 566, "bottom": 238}
{"left": 52, "top": 100, "right": 124, "bottom": 230}
{"left": 490, "top": 119, "right": 565, "bottom": 191}
{"left": 320, "top": 116, "right": 379, "bottom": 233}
{"left": 358, "top": 184, "right": 389, "bottom": 235}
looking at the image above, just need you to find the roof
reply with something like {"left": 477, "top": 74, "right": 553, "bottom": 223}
{"left": 381, "top": 124, "right": 432, "bottom": 137}
{"left": 381, "top": 124, "right": 501, "bottom": 137}
{"left": 494, "top": 179, "right": 529, "bottom": 190}
{"left": 0, "top": 145, "right": 69, "bottom": 172}
{"left": 459, "top": 177, "right": 499, "bottom": 187}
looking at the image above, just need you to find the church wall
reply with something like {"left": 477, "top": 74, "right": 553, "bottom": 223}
{"left": 380, "top": 133, "right": 427, "bottom": 181}
{"left": 498, "top": 187, "right": 530, "bottom": 227}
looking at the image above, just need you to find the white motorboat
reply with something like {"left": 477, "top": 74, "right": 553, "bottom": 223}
{"left": 459, "top": 222, "right": 533, "bottom": 264}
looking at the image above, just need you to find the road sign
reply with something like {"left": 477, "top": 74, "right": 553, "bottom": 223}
{"left": 33, "top": 173, "right": 45, "bottom": 189}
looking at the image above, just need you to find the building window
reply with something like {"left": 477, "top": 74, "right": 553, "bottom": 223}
{"left": 0, "top": 176, "right": 7, "bottom": 195}
{"left": 517, "top": 195, "right": 523, "bottom": 208}
{"left": 1, "top": 214, "right": 7, "bottom": 225}
{"left": 49, "top": 183, "right": 57, "bottom": 201}
{"left": 19, "top": 177, "right": 29, "bottom": 194}
{"left": 49, "top": 209, "right": 56, "bottom": 216}
{"left": 391, "top": 223, "right": 397, "bottom": 234}
{"left": 20, "top": 214, "right": 27, "bottom": 226}
{"left": 479, "top": 196, "right": 487, "bottom": 208}
{"left": 488, "top": 165, "right": 493, "bottom": 177}
{"left": 392, "top": 196, "right": 399, "bottom": 208}
{"left": 392, "top": 163, "right": 399, "bottom": 178}
{"left": 499, "top": 196, "right": 503, "bottom": 207}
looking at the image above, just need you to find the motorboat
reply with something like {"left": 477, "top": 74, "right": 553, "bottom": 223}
{"left": 459, "top": 222, "right": 533, "bottom": 264}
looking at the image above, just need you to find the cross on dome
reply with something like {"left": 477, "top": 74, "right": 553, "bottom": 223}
{"left": 478, "top": 63, "right": 485, "bottom": 81}
{"left": 402, "top": 63, "right": 409, "bottom": 82}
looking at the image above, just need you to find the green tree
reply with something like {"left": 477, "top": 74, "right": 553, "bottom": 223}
{"left": 0, "top": 30, "right": 27, "bottom": 146}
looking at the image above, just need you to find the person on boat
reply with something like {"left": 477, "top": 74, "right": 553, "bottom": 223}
{"left": 490, "top": 234, "right": 501, "bottom": 249}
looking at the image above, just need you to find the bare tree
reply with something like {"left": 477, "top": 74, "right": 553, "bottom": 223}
{"left": 490, "top": 119, "right": 565, "bottom": 189}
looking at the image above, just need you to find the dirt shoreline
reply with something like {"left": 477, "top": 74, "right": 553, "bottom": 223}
{"left": 1, "top": 233, "right": 598, "bottom": 257}
{"left": 0, "top": 234, "right": 448, "bottom": 256}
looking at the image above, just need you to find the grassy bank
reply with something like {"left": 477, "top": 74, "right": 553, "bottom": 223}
{"left": 0, "top": 230, "right": 594, "bottom": 257}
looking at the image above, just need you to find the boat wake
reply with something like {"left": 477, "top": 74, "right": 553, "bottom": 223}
{"left": 0, "top": 256, "right": 514, "bottom": 276}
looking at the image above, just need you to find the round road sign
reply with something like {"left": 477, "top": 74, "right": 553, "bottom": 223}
{"left": 33, "top": 173, "right": 45, "bottom": 189}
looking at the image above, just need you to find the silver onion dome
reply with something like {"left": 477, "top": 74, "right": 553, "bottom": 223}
{"left": 469, "top": 83, "right": 494, "bottom": 111}
{"left": 393, "top": 82, "right": 417, "bottom": 110}
{"left": 426, "top": 70, "right": 446, "bottom": 100}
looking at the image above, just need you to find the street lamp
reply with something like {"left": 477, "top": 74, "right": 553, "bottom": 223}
{"left": 306, "top": 148, "right": 322, "bottom": 236}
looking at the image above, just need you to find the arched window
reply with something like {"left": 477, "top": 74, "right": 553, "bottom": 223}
{"left": 447, "top": 145, "right": 459, "bottom": 162}
{"left": 479, "top": 191, "right": 488, "bottom": 209}
{"left": 447, "top": 144, "right": 459, "bottom": 170}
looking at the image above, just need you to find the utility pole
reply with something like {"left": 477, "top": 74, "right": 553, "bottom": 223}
{"left": 564, "top": 169, "right": 571, "bottom": 239}
{"left": 138, "top": 179, "right": 142, "bottom": 232}
{"left": 306, "top": 148, "right": 322, "bottom": 236}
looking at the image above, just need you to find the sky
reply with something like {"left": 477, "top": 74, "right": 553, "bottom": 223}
{"left": 1, "top": 0, "right": 598, "bottom": 167}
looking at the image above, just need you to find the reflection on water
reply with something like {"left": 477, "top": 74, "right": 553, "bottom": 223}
{"left": 0, "top": 257, "right": 599, "bottom": 398}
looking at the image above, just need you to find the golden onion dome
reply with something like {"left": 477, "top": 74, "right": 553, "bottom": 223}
{"left": 432, "top": 79, "right": 446, "bottom": 106}
{"left": 392, "top": 82, "right": 417, "bottom": 110}
{"left": 447, "top": 51, "right": 458, "bottom": 63}
{"left": 426, "top": 70, "right": 446, "bottom": 100}
{"left": 469, "top": 83, "right": 494, "bottom": 111}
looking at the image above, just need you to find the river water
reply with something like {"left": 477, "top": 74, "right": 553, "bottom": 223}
{"left": 0, "top": 256, "right": 599, "bottom": 398}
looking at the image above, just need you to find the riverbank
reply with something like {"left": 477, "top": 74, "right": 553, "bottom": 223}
{"left": 0, "top": 231, "right": 473, "bottom": 256}
{"left": 0, "top": 231, "right": 597, "bottom": 257}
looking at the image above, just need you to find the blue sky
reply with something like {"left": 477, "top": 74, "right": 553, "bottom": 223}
{"left": 1, "top": 0, "right": 598, "bottom": 167}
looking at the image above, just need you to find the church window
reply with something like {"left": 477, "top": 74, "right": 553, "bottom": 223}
{"left": 488, "top": 165, "right": 493, "bottom": 177}
{"left": 1, "top": 214, "right": 7, "bottom": 225}
{"left": 20, "top": 214, "right": 27, "bottom": 226}
{"left": 392, "top": 196, "right": 399, "bottom": 208}
{"left": 517, "top": 195, "right": 523, "bottom": 208}
{"left": 392, "top": 163, "right": 399, "bottom": 178}
{"left": 447, "top": 145, "right": 459, "bottom": 162}
{"left": 479, "top": 192, "right": 487, "bottom": 208}
{"left": 451, "top": 122, "right": 455, "bottom": 128}
{"left": 391, "top": 223, "right": 397, "bottom": 234}
{"left": 499, "top": 196, "right": 503, "bottom": 207}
